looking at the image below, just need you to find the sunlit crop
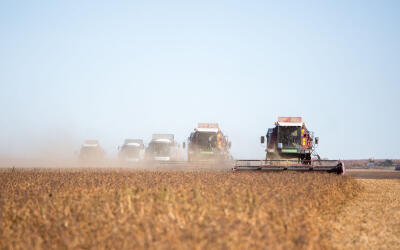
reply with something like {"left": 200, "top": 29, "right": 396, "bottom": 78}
{"left": 0, "top": 169, "right": 360, "bottom": 249}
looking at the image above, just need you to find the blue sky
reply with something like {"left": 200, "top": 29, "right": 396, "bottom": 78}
{"left": 0, "top": 1, "right": 399, "bottom": 159}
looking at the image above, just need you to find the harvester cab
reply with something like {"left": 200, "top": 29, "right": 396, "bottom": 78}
{"left": 262, "top": 117, "right": 313, "bottom": 163}
{"left": 234, "top": 117, "right": 345, "bottom": 174}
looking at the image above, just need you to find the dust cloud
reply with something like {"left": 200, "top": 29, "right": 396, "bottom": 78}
{"left": 0, "top": 128, "right": 233, "bottom": 170}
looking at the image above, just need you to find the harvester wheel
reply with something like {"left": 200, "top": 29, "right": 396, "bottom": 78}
{"left": 336, "top": 162, "right": 345, "bottom": 175}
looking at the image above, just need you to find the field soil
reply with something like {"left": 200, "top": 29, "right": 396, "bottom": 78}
{"left": 346, "top": 169, "right": 400, "bottom": 179}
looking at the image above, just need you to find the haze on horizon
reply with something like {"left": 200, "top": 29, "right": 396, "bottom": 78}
{"left": 0, "top": 1, "right": 399, "bottom": 160}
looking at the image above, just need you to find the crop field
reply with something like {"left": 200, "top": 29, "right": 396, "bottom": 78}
{"left": 0, "top": 168, "right": 364, "bottom": 249}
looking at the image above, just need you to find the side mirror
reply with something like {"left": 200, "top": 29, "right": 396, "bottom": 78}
{"left": 260, "top": 136, "right": 265, "bottom": 144}
{"left": 315, "top": 137, "right": 319, "bottom": 145}
{"left": 182, "top": 142, "right": 186, "bottom": 149}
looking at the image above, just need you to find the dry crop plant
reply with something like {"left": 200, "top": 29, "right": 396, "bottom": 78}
{"left": 0, "top": 169, "right": 360, "bottom": 249}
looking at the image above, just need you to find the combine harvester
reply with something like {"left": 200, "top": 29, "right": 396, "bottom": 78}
{"left": 146, "top": 134, "right": 182, "bottom": 162}
{"left": 185, "top": 123, "right": 232, "bottom": 162}
{"left": 118, "top": 139, "right": 145, "bottom": 163}
{"left": 79, "top": 140, "right": 105, "bottom": 161}
{"left": 234, "top": 117, "right": 345, "bottom": 174}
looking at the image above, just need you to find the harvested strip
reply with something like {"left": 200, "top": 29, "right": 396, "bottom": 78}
{"left": 330, "top": 179, "right": 400, "bottom": 249}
